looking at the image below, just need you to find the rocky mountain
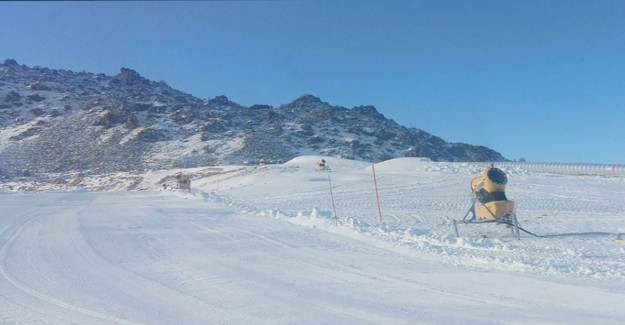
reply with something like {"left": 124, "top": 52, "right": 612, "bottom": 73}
{"left": 0, "top": 59, "right": 505, "bottom": 177}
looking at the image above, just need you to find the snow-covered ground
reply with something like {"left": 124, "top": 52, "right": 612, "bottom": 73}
{"left": 192, "top": 157, "right": 625, "bottom": 280}
{"left": 1, "top": 156, "right": 625, "bottom": 323}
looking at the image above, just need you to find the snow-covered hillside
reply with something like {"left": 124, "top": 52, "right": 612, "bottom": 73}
{"left": 0, "top": 59, "right": 504, "bottom": 177}
{"left": 1, "top": 157, "right": 624, "bottom": 323}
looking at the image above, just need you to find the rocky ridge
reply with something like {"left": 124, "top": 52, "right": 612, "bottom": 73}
{"left": 0, "top": 59, "right": 505, "bottom": 177}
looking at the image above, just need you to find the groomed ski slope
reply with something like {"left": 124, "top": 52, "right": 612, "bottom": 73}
{"left": 0, "top": 156, "right": 624, "bottom": 324}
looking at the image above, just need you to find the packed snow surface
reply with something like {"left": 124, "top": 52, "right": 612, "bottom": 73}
{"left": 1, "top": 156, "right": 625, "bottom": 324}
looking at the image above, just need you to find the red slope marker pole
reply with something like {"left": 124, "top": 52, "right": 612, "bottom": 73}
{"left": 371, "top": 163, "right": 384, "bottom": 224}
{"left": 327, "top": 171, "right": 338, "bottom": 226}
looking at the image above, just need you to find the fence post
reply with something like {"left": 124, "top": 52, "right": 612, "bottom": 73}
{"left": 327, "top": 171, "right": 338, "bottom": 226}
{"left": 371, "top": 163, "right": 384, "bottom": 224}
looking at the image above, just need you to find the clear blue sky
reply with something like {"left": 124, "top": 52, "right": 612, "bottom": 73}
{"left": 1, "top": 1, "right": 624, "bottom": 163}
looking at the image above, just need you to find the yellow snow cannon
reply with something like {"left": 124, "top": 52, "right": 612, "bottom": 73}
{"left": 470, "top": 166, "right": 515, "bottom": 221}
{"left": 453, "top": 165, "right": 521, "bottom": 239}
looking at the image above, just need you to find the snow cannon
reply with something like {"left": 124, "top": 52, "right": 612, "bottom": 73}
{"left": 453, "top": 165, "right": 521, "bottom": 239}
{"left": 316, "top": 159, "right": 329, "bottom": 171}
{"left": 470, "top": 166, "right": 515, "bottom": 221}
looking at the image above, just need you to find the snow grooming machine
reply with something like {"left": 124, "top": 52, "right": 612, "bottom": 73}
{"left": 453, "top": 165, "right": 521, "bottom": 239}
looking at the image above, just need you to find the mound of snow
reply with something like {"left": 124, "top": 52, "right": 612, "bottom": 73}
{"left": 368, "top": 157, "right": 432, "bottom": 173}
{"left": 284, "top": 155, "right": 370, "bottom": 171}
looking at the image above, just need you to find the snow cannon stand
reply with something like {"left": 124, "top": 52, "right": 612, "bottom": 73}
{"left": 453, "top": 165, "right": 521, "bottom": 240}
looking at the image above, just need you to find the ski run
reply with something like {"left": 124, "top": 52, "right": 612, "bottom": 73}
{"left": 1, "top": 156, "right": 624, "bottom": 324}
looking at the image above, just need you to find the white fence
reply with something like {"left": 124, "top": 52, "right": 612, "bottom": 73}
{"left": 466, "top": 162, "right": 625, "bottom": 177}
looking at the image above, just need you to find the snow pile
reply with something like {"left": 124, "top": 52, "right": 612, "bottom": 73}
{"left": 368, "top": 157, "right": 432, "bottom": 173}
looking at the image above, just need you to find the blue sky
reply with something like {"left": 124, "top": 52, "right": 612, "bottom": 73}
{"left": 1, "top": 1, "right": 624, "bottom": 163}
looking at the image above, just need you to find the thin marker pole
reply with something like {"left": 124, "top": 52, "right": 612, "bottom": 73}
{"left": 371, "top": 163, "right": 384, "bottom": 224}
{"left": 327, "top": 171, "right": 338, "bottom": 226}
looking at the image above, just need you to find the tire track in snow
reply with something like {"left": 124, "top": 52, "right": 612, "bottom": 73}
{"left": 0, "top": 214, "right": 142, "bottom": 325}
{"left": 77, "top": 205, "right": 244, "bottom": 324}
{"left": 191, "top": 222, "right": 234, "bottom": 240}
{"left": 192, "top": 220, "right": 296, "bottom": 249}
{"left": 187, "top": 190, "right": 519, "bottom": 308}
{"left": 230, "top": 228, "right": 297, "bottom": 249}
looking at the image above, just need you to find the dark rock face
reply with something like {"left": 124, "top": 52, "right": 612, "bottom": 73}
{"left": 27, "top": 94, "right": 45, "bottom": 102}
{"left": 3, "top": 91, "right": 21, "bottom": 103}
{"left": 3, "top": 59, "right": 18, "bottom": 66}
{"left": 115, "top": 67, "right": 144, "bottom": 82}
{"left": 352, "top": 105, "right": 382, "bottom": 118}
{"left": 0, "top": 59, "right": 506, "bottom": 176}
{"left": 208, "top": 95, "right": 231, "bottom": 106}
